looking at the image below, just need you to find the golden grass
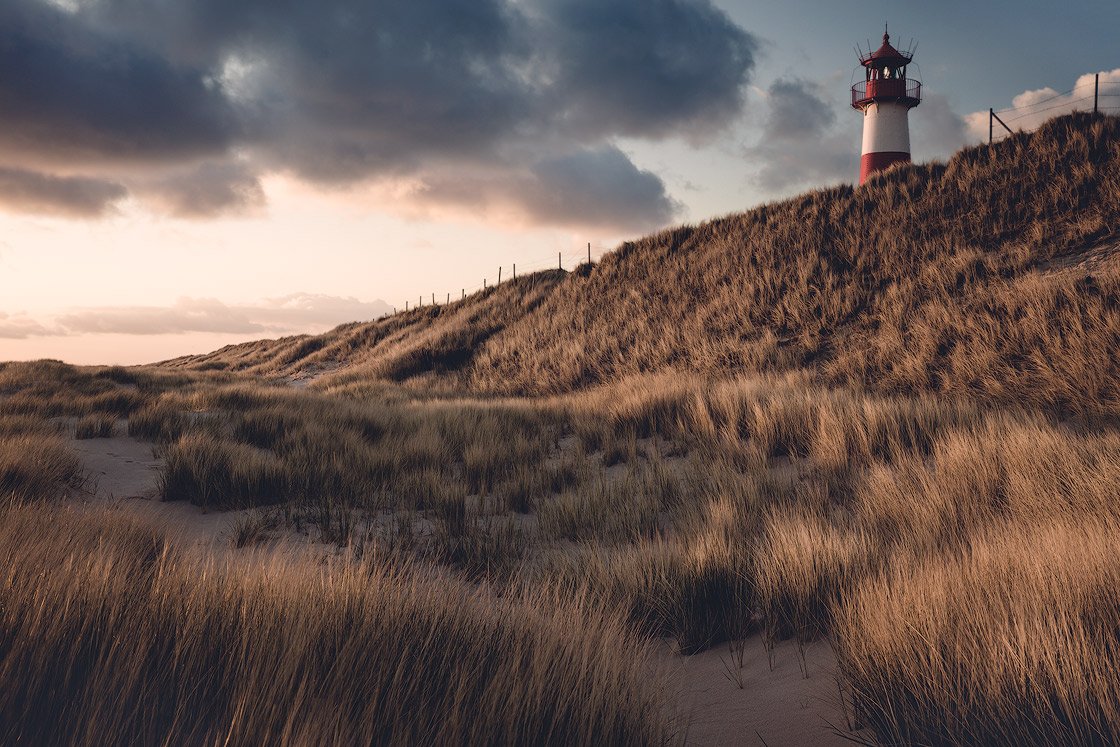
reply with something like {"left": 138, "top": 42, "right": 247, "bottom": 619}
{"left": 74, "top": 412, "right": 117, "bottom": 439}
{"left": 4, "top": 355, "right": 1120, "bottom": 745}
{"left": 0, "top": 504, "right": 669, "bottom": 746}
{"left": 836, "top": 520, "right": 1120, "bottom": 746}
{"left": 0, "top": 431, "right": 84, "bottom": 505}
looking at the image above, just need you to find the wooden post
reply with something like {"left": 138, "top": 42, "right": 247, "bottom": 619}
{"left": 498, "top": 267, "right": 502, "bottom": 285}
{"left": 991, "top": 110, "right": 1013, "bottom": 139}
{"left": 559, "top": 252, "right": 562, "bottom": 270}
{"left": 588, "top": 242, "right": 591, "bottom": 265}
{"left": 419, "top": 296, "right": 422, "bottom": 308}
{"left": 483, "top": 279, "right": 486, "bottom": 290}
{"left": 405, "top": 301, "right": 409, "bottom": 311}
{"left": 989, "top": 108, "right": 993, "bottom": 145}
{"left": 447, "top": 292, "right": 450, "bottom": 304}
{"left": 513, "top": 263, "right": 516, "bottom": 280}
{"left": 1095, "top": 73, "right": 1100, "bottom": 115}
{"left": 462, "top": 288, "right": 465, "bottom": 300}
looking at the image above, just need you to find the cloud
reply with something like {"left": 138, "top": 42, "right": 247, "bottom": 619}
{"left": 249, "top": 294, "right": 394, "bottom": 329}
{"left": 0, "top": 167, "right": 127, "bottom": 217}
{"left": 15, "top": 294, "right": 393, "bottom": 338}
{"left": 418, "top": 146, "right": 680, "bottom": 231}
{"left": 0, "top": 0, "right": 240, "bottom": 168}
{"left": 0, "top": 312, "right": 52, "bottom": 340}
{"left": 911, "top": 92, "right": 973, "bottom": 160}
{"left": 523, "top": 147, "right": 681, "bottom": 229}
{"left": 746, "top": 78, "right": 856, "bottom": 192}
{"left": 144, "top": 161, "right": 265, "bottom": 218}
{"left": 965, "top": 69, "right": 1120, "bottom": 141}
{"left": 0, "top": 0, "right": 758, "bottom": 230}
{"left": 763, "top": 78, "right": 837, "bottom": 140}
{"left": 537, "top": 0, "right": 756, "bottom": 140}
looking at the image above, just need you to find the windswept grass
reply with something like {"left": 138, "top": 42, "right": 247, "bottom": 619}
{"left": 0, "top": 505, "right": 669, "bottom": 746}
{"left": 74, "top": 413, "right": 117, "bottom": 439}
{"left": 836, "top": 520, "right": 1120, "bottom": 746}
{"left": 0, "top": 427, "right": 83, "bottom": 505}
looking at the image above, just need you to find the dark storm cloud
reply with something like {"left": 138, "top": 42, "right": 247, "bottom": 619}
{"left": 537, "top": 0, "right": 756, "bottom": 139}
{"left": 0, "top": 167, "right": 127, "bottom": 217}
{"left": 0, "top": 0, "right": 758, "bottom": 230}
{"left": 0, "top": 0, "right": 239, "bottom": 167}
{"left": 747, "top": 78, "right": 856, "bottom": 192}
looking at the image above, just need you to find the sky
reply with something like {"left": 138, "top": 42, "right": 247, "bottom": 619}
{"left": 2, "top": 0, "right": 1119, "bottom": 365}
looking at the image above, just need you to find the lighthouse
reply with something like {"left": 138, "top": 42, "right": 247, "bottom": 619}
{"left": 852, "top": 28, "right": 921, "bottom": 184}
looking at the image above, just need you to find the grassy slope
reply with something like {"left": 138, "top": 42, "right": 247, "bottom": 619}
{"left": 172, "top": 113, "right": 1120, "bottom": 417}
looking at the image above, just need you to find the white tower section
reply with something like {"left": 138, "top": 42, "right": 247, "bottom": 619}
{"left": 861, "top": 101, "right": 912, "bottom": 161}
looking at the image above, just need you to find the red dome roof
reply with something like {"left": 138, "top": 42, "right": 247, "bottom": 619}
{"left": 860, "top": 31, "right": 912, "bottom": 66}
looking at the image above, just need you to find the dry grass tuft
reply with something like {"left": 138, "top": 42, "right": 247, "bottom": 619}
{"left": 0, "top": 505, "right": 669, "bottom": 746}
{"left": 0, "top": 433, "right": 84, "bottom": 504}
{"left": 74, "top": 413, "right": 117, "bottom": 439}
{"left": 836, "top": 520, "right": 1120, "bottom": 746}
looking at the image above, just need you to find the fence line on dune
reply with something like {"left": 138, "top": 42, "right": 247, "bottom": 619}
{"left": 988, "top": 73, "right": 1120, "bottom": 143}
{"left": 382, "top": 243, "right": 601, "bottom": 318}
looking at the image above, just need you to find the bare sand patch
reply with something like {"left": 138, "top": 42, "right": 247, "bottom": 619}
{"left": 663, "top": 635, "right": 858, "bottom": 747}
{"left": 68, "top": 426, "right": 335, "bottom": 561}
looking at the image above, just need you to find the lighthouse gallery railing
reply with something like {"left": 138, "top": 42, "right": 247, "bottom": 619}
{"left": 851, "top": 79, "right": 922, "bottom": 108}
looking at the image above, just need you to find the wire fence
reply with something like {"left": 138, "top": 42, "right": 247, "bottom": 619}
{"left": 989, "top": 74, "right": 1120, "bottom": 143}
{"left": 380, "top": 244, "right": 603, "bottom": 319}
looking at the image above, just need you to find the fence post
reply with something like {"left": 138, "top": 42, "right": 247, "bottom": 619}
{"left": 406, "top": 301, "right": 409, "bottom": 311}
{"left": 432, "top": 293, "right": 435, "bottom": 306}
{"left": 483, "top": 279, "right": 487, "bottom": 290}
{"left": 419, "top": 296, "right": 422, "bottom": 308}
{"left": 588, "top": 242, "right": 591, "bottom": 265}
{"left": 559, "top": 252, "right": 562, "bottom": 270}
{"left": 1095, "top": 73, "right": 1100, "bottom": 115}
{"left": 989, "top": 108, "right": 994, "bottom": 145}
{"left": 991, "top": 110, "right": 1013, "bottom": 140}
{"left": 462, "top": 288, "right": 465, "bottom": 300}
{"left": 498, "top": 267, "right": 502, "bottom": 285}
{"left": 513, "top": 263, "right": 516, "bottom": 280}
{"left": 447, "top": 293, "right": 450, "bottom": 304}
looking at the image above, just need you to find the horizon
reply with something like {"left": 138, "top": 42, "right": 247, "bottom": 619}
{"left": 1, "top": 0, "right": 1119, "bottom": 365}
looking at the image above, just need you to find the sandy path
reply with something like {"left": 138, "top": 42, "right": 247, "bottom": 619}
{"left": 662, "top": 635, "right": 858, "bottom": 746}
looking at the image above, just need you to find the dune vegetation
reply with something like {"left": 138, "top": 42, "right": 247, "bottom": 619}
{"left": 2, "top": 113, "right": 1120, "bottom": 745}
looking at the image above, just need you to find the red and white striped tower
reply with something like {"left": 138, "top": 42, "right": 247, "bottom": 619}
{"left": 852, "top": 28, "right": 921, "bottom": 184}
